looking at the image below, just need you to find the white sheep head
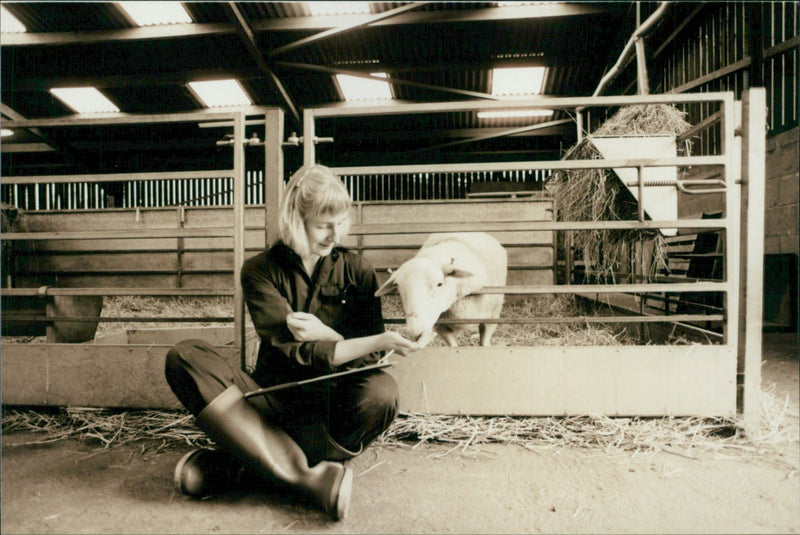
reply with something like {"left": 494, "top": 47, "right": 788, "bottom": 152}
{"left": 375, "top": 257, "right": 473, "bottom": 346}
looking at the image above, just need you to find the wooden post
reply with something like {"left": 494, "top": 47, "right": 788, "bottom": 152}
{"left": 635, "top": 37, "right": 650, "bottom": 95}
{"left": 264, "top": 108, "right": 284, "bottom": 248}
{"left": 739, "top": 88, "right": 766, "bottom": 432}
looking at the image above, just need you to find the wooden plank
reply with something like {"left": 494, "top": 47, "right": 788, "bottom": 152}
{"left": 359, "top": 198, "right": 554, "bottom": 223}
{"left": 17, "top": 206, "right": 267, "bottom": 232}
{"left": 387, "top": 345, "right": 736, "bottom": 416}
{"left": 363, "top": 245, "right": 553, "bottom": 270}
{"left": 0, "top": 343, "right": 238, "bottom": 408}
{"left": 361, "top": 230, "right": 555, "bottom": 247}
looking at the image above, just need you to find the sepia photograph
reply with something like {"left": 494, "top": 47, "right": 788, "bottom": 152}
{"left": 1, "top": 1, "right": 798, "bottom": 533}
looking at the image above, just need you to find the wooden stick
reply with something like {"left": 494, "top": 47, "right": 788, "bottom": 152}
{"left": 244, "top": 361, "right": 394, "bottom": 399}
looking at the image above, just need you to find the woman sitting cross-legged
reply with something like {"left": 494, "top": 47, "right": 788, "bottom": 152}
{"left": 164, "top": 164, "right": 421, "bottom": 520}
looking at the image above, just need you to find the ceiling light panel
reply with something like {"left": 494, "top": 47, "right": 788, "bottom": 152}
{"left": 477, "top": 109, "right": 554, "bottom": 119}
{"left": 117, "top": 1, "right": 192, "bottom": 26}
{"left": 50, "top": 88, "right": 120, "bottom": 113}
{"left": 188, "top": 80, "right": 252, "bottom": 108}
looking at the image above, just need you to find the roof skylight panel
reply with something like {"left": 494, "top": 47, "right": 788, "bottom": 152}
{"left": 187, "top": 80, "right": 253, "bottom": 108}
{"left": 1, "top": 6, "right": 27, "bottom": 33}
{"left": 491, "top": 66, "right": 546, "bottom": 96}
{"left": 117, "top": 2, "right": 193, "bottom": 26}
{"left": 307, "top": 2, "right": 372, "bottom": 16}
{"left": 49, "top": 88, "right": 121, "bottom": 114}
{"left": 481, "top": 66, "right": 551, "bottom": 119}
{"left": 335, "top": 73, "right": 392, "bottom": 101}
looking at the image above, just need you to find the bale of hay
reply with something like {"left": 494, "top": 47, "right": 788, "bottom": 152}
{"left": 549, "top": 104, "right": 693, "bottom": 282}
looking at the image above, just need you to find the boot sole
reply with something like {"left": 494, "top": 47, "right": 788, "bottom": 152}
{"left": 335, "top": 466, "right": 354, "bottom": 521}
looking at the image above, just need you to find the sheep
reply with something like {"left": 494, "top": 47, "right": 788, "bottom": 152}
{"left": 375, "top": 232, "right": 507, "bottom": 347}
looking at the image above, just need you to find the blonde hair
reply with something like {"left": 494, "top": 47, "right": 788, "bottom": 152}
{"left": 278, "top": 164, "right": 352, "bottom": 258}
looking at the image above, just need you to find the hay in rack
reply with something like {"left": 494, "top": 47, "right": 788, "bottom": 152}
{"left": 548, "top": 104, "right": 693, "bottom": 282}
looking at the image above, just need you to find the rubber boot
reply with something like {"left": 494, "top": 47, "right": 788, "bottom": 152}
{"left": 174, "top": 448, "right": 259, "bottom": 497}
{"left": 286, "top": 416, "right": 363, "bottom": 466}
{"left": 195, "top": 385, "right": 353, "bottom": 520}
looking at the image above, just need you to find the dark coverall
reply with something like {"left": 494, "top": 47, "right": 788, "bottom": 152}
{"left": 165, "top": 241, "right": 399, "bottom": 465}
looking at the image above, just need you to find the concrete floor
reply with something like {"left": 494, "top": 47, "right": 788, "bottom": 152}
{"left": 2, "top": 333, "right": 798, "bottom": 534}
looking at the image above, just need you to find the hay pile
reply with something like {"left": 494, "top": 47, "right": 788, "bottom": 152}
{"left": 549, "top": 104, "right": 693, "bottom": 282}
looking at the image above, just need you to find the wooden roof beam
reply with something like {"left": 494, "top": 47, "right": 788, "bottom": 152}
{"left": 0, "top": 4, "right": 607, "bottom": 48}
{"left": 268, "top": 2, "right": 428, "bottom": 57}
{"left": 275, "top": 60, "right": 500, "bottom": 101}
{"left": 222, "top": 2, "right": 300, "bottom": 125}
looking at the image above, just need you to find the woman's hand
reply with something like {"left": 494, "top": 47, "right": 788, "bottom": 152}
{"left": 286, "top": 312, "right": 344, "bottom": 342}
{"left": 379, "top": 331, "right": 422, "bottom": 356}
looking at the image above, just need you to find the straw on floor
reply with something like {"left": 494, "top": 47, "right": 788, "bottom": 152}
{"left": 2, "top": 385, "right": 796, "bottom": 464}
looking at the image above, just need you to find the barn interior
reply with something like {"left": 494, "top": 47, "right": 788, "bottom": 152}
{"left": 1, "top": 2, "right": 798, "bottom": 533}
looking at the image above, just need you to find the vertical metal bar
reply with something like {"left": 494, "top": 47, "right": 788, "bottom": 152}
{"left": 303, "top": 110, "right": 316, "bottom": 167}
{"left": 721, "top": 92, "right": 740, "bottom": 356}
{"left": 233, "top": 112, "right": 247, "bottom": 371}
{"left": 265, "top": 108, "right": 285, "bottom": 248}
{"left": 739, "top": 88, "right": 766, "bottom": 432}
{"left": 636, "top": 166, "right": 645, "bottom": 222}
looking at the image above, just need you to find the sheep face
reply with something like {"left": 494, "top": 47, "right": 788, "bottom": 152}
{"left": 375, "top": 257, "right": 473, "bottom": 346}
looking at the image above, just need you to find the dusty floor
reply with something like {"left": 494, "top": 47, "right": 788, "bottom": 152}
{"left": 2, "top": 334, "right": 799, "bottom": 535}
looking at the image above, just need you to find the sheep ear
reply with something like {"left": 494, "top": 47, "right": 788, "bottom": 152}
{"left": 442, "top": 264, "right": 474, "bottom": 279}
{"left": 375, "top": 271, "right": 398, "bottom": 296}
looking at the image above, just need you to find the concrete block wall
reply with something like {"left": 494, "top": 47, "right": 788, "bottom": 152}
{"left": 764, "top": 128, "right": 799, "bottom": 255}
{"left": 677, "top": 127, "right": 799, "bottom": 253}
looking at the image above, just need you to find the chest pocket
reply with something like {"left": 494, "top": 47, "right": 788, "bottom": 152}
{"left": 318, "top": 283, "right": 367, "bottom": 337}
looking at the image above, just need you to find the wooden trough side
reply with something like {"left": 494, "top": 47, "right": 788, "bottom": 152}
{"left": 388, "top": 345, "right": 737, "bottom": 417}
{"left": 0, "top": 342, "right": 735, "bottom": 416}
{"left": 1, "top": 343, "right": 238, "bottom": 409}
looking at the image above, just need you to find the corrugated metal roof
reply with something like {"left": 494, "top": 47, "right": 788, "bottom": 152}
{"left": 2, "top": 1, "right": 636, "bottom": 174}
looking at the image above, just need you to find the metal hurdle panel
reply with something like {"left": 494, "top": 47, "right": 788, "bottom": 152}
{"left": 303, "top": 91, "right": 766, "bottom": 422}
{"left": 1, "top": 109, "right": 281, "bottom": 408}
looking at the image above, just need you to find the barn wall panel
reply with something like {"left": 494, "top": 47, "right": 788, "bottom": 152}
{"left": 11, "top": 199, "right": 553, "bottom": 289}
